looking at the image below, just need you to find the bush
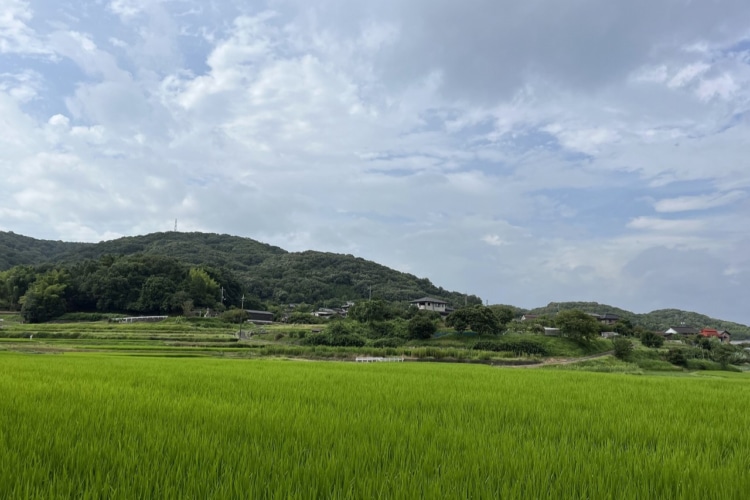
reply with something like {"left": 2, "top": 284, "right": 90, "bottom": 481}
{"left": 300, "top": 333, "right": 331, "bottom": 346}
{"left": 58, "top": 312, "right": 116, "bottom": 322}
{"left": 640, "top": 331, "right": 664, "bottom": 348}
{"left": 612, "top": 338, "right": 633, "bottom": 361}
{"left": 686, "top": 359, "right": 723, "bottom": 371}
{"left": 473, "top": 338, "right": 549, "bottom": 356}
{"left": 665, "top": 348, "right": 688, "bottom": 367}
{"left": 637, "top": 360, "right": 682, "bottom": 372}
{"left": 299, "top": 328, "right": 366, "bottom": 347}
{"left": 408, "top": 315, "right": 437, "bottom": 340}
{"left": 370, "top": 337, "right": 405, "bottom": 348}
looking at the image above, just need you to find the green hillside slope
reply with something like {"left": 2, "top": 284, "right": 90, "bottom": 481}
{"left": 0, "top": 231, "right": 477, "bottom": 307}
{"left": 529, "top": 301, "right": 750, "bottom": 338}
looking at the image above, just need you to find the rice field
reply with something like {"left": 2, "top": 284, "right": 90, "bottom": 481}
{"left": 1, "top": 352, "right": 749, "bottom": 498}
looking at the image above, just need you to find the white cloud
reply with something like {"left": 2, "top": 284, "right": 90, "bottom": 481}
{"left": 0, "top": 0, "right": 50, "bottom": 54}
{"left": 482, "top": 235, "right": 508, "bottom": 247}
{"left": 626, "top": 216, "right": 706, "bottom": 232}
{"left": 667, "top": 62, "right": 710, "bottom": 88}
{"left": 1, "top": 0, "right": 750, "bottom": 323}
{"left": 654, "top": 190, "right": 746, "bottom": 213}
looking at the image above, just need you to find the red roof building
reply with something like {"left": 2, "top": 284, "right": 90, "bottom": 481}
{"left": 700, "top": 328, "right": 731, "bottom": 343}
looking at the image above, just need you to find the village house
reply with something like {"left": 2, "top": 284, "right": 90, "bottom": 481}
{"left": 699, "top": 328, "right": 731, "bottom": 344}
{"left": 588, "top": 313, "right": 620, "bottom": 325}
{"left": 245, "top": 309, "right": 274, "bottom": 324}
{"left": 410, "top": 297, "right": 449, "bottom": 314}
{"left": 663, "top": 326, "right": 700, "bottom": 336}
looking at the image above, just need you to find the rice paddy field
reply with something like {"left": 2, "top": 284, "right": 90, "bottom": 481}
{"left": 1, "top": 352, "right": 749, "bottom": 499}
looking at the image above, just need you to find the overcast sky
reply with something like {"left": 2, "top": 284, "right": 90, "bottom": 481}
{"left": 2, "top": 0, "right": 750, "bottom": 323}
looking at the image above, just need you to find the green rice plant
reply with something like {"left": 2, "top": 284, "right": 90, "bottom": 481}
{"left": 637, "top": 359, "right": 683, "bottom": 372}
{"left": 0, "top": 353, "right": 749, "bottom": 498}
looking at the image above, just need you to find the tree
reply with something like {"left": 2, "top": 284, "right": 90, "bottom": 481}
{"left": 348, "top": 300, "right": 387, "bottom": 323}
{"left": 0, "top": 265, "right": 36, "bottom": 311}
{"left": 613, "top": 319, "right": 634, "bottom": 337}
{"left": 613, "top": 337, "right": 633, "bottom": 361}
{"left": 555, "top": 309, "right": 600, "bottom": 342}
{"left": 640, "top": 331, "right": 664, "bottom": 348}
{"left": 19, "top": 269, "right": 70, "bottom": 323}
{"left": 408, "top": 315, "right": 437, "bottom": 340}
{"left": 488, "top": 305, "right": 515, "bottom": 326}
{"left": 137, "top": 276, "right": 177, "bottom": 313}
{"left": 446, "top": 308, "right": 471, "bottom": 334}
{"left": 446, "top": 305, "right": 502, "bottom": 336}
{"left": 185, "top": 268, "right": 220, "bottom": 308}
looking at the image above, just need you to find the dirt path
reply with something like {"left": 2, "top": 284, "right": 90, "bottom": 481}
{"left": 507, "top": 350, "right": 614, "bottom": 368}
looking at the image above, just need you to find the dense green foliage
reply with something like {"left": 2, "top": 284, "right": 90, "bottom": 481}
{"left": 612, "top": 337, "right": 634, "bottom": 360}
{"left": 529, "top": 301, "right": 750, "bottom": 338}
{"left": 640, "top": 331, "right": 665, "bottom": 348}
{"left": 446, "top": 305, "right": 505, "bottom": 335}
{"left": 555, "top": 309, "right": 601, "bottom": 342}
{"left": 3, "top": 231, "right": 749, "bottom": 337}
{"left": 0, "top": 231, "right": 87, "bottom": 270}
{"left": 472, "top": 338, "right": 549, "bottom": 356}
{"left": 0, "top": 231, "right": 479, "bottom": 314}
{"left": 1, "top": 353, "right": 749, "bottom": 498}
{"left": 407, "top": 314, "right": 437, "bottom": 339}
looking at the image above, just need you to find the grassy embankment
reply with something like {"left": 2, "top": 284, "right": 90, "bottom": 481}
{"left": 0, "top": 316, "right": 612, "bottom": 362}
{"left": 0, "top": 352, "right": 748, "bottom": 498}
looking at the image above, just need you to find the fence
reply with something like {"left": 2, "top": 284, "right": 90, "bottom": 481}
{"left": 355, "top": 356, "right": 404, "bottom": 363}
{"left": 110, "top": 316, "right": 168, "bottom": 324}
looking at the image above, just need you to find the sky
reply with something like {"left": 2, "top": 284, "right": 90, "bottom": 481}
{"left": 1, "top": 0, "right": 750, "bottom": 323}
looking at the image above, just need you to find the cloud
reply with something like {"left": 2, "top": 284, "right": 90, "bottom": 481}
{"left": 654, "top": 191, "right": 746, "bottom": 213}
{"left": 1, "top": 0, "right": 750, "bottom": 323}
{"left": 0, "top": 0, "right": 50, "bottom": 54}
{"left": 626, "top": 217, "right": 706, "bottom": 233}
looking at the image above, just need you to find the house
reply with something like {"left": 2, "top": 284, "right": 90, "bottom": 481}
{"left": 521, "top": 314, "right": 539, "bottom": 321}
{"left": 700, "top": 328, "right": 731, "bottom": 344}
{"left": 410, "top": 297, "right": 448, "bottom": 314}
{"left": 543, "top": 327, "right": 561, "bottom": 337}
{"left": 588, "top": 313, "right": 620, "bottom": 325}
{"left": 717, "top": 331, "right": 732, "bottom": 343}
{"left": 245, "top": 310, "right": 274, "bottom": 324}
{"left": 312, "top": 308, "right": 340, "bottom": 318}
{"left": 340, "top": 301, "right": 355, "bottom": 317}
{"left": 664, "top": 326, "right": 700, "bottom": 336}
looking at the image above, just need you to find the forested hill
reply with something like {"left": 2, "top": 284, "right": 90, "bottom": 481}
{"left": 529, "top": 301, "right": 750, "bottom": 338}
{"left": 0, "top": 231, "right": 88, "bottom": 270}
{"left": 0, "top": 231, "right": 479, "bottom": 307}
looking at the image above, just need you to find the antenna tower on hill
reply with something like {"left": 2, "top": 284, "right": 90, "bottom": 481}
{"left": 174, "top": 219, "right": 178, "bottom": 232}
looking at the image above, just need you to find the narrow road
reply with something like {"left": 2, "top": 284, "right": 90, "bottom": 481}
{"left": 507, "top": 350, "right": 614, "bottom": 368}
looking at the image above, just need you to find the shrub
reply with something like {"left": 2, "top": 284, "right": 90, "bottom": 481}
{"left": 408, "top": 315, "right": 437, "bottom": 340}
{"left": 58, "top": 312, "right": 115, "bottom": 322}
{"left": 370, "top": 337, "right": 405, "bottom": 348}
{"left": 300, "top": 332, "right": 366, "bottom": 348}
{"left": 640, "top": 331, "right": 664, "bottom": 348}
{"left": 685, "top": 359, "right": 727, "bottom": 371}
{"left": 637, "top": 360, "right": 682, "bottom": 372}
{"left": 612, "top": 338, "right": 633, "bottom": 361}
{"left": 473, "top": 339, "right": 549, "bottom": 356}
{"left": 300, "top": 333, "right": 331, "bottom": 346}
{"left": 665, "top": 348, "right": 688, "bottom": 367}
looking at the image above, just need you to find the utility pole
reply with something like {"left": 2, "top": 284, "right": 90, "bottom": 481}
{"left": 239, "top": 294, "right": 245, "bottom": 338}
